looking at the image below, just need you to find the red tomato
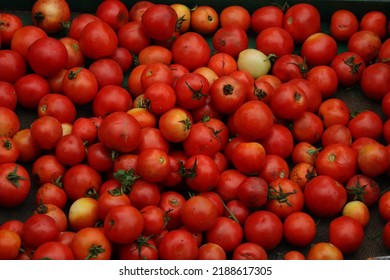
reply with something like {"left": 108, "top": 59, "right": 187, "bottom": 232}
{"left": 304, "top": 175, "right": 347, "bottom": 218}
{"left": 32, "top": 241, "right": 74, "bottom": 260}
{"left": 158, "top": 191, "right": 185, "bottom": 230}
{"left": 283, "top": 212, "right": 316, "bottom": 247}
{"left": 208, "top": 52, "right": 238, "bottom": 77}
{"left": 292, "top": 111, "right": 324, "bottom": 144}
{"left": 144, "top": 82, "right": 176, "bottom": 115}
{"left": 33, "top": 203, "right": 68, "bottom": 232}
{"left": 301, "top": 32, "right": 338, "bottom": 66}
{"left": 251, "top": 6, "right": 283, "bottom": 33}
{"left": 98, "top": 111, "right": 141, "bottom": 153}
{"left": 180, "top": 196, "right": 218, "bottom": 232}
{"left": 379, "top": 191, "right": 390, "bottom": 221}
{"left": 348, "top": 110, "right": 383, "bottom": 140}
{"left": 190, "top": 5, "right": 219, "bottom": 35}
{"left": 266, "top": 178, "right": 305, "bottom": 220}
{"left": 329, "top": 216, "right": 364, "bottom": 254}
{"left": 118, "top": 237, "right": 159, "bottom": 260}
{"left": 271, "top": 54, "right": 308, "bottom": 83}
{"left": 14, "top": 73, "right": 50, "bottom": 110}
{"left": 219, "top": 5, "right": 250, "bottom": 31}
{"left": 256, "top": 27, "right": 294, "bottom": 58}
{"left": 358, "top": 142, "right": 389, "bottom": 178}
{"left": 67, "top": 13, "right": 101, "bottom": 41}
{"left": 171, "top": 32, "right": 211, "bottom": 71}
{"left": 10, "top": 25, "right": 47, "bottom": 60}
{"left": 321, "top": 124, "right": 352, "bottom": 147}
{"left": 137, "top": 148, "right": 171, "bottom": 183}
{"left": 206, "top": 216, "right": 243, "bottom": 253}
{"left": 71, "top": 227, "right": 112, "bottom": 260}
{"left": 197, "top": 243, "right": 226, "bottom": 260}
{"left": 59, "top": 37, "right": 85, "bottom": 69}
{"left": 0, "top": 13, "right": 23, "bottom": 47}
{"left": 360, "top": 11, "right": 387, "bottom": 39}
{"left": 291, "top": 141, "right": 320, "bottom": 166}
{"left": 289, "top": 162, "right": 317, "bottom": 190}
{"left": 283, "top": 3, "right": 321, "bottom": 43}
{"left": 0, "top": 136, "right": 19, "bottom": 164}
{"left": 329, "top": 9, "right": 359, "bottom": 41}
{"left": 174, "top": 72, "right": 210, "bottom": 110}
{"left": 79, "top": 21, "right": 118, "bottom": 60}
{"left": 347, "top": 30, "right": 381, "bottom": 64}
{"left": 55, "top": 134, "right": 86, "bottom": 166}
{"left": 215, "top": 168, "right": 246, "bottom": 202}
{"left": 347, "top": 174, "right": 381, "bottom": 207}
{"left": 315, "top": 143, "right": 358, "bottom": 184}
{"left": 22, "top": 214, "right": 60, "bottom": 250}
{"left": 31, "top": 154, "right": 65, "bottom": 186}
{"left": 360, "top": 63, "right": 390, "bottom": 101}
{"left": 35, "top": 181, "right": 67, "bottom": 209}
{"left": 212, "top": 26, "right": 248, "bottom": 59}
{"left": 140, "top": 205, "right": 166, "bottom": 236}
{"left": 232, "top": 243, "right": 268, "bottom": 260}
{"left": 30, "top": 116, "right": 63, "bottom": 150}
{"left": 244, "top": 210, "right": 283, "bottom": 251}
{"left": 128, "top": 1, "right": 155, "bottom": 22}
{"left": 118, "top": 22, "right": 150, "bottom": 55}
{"left": 38, "top": 93, "right": 76, "bottom": 124}
{"left": 89, "top": 58, "right": 123, "bottom": 88}
{"left": 141, "top": 4, "right": 177, "bottom": 41}
{"left": 283, "top": 251, "right": 306, "bottom": 260}
{"left": 307, "top": 65, "right": 339, "bottom": 98}
{"left": 236, "top": 176, "right": 268, "bottom": 209}
{"left": 159, "top": 229, "right": 198, "bottom": 260}
{"left": 330, "top": 51, "right": 366, "bottom": 87}
{"left": 92, "top": 85, "right": 132, "bottom": 117}
{"left": 104, "top": 205, "right": 143, "bottom": 244}
{"left": 378, "top": 39, "right": 390, "bottom": 65}
{"left": 259, "top": 124, "right": 294, "bottom": 159}
{"left": 317, "top": 98, "right": 350, "bottom": 128}
{"left": 307, "top": 242, "right": 343, "bottom": 260}
{"left": 223, "top": 199, "right": 250, "bottom": 226}
{"left": 0, "top": 82, "right": 17, "bottom": 110}
{"left": 0, "top": 163, "right": 31, "bottom": 207}
{"left": 0, "top": 50, "right": 27, "bottom": 84}
{"left": 0, "top": 229, "right": 21, "bottom": 260}
{"left": 158, "top": 108, "right": 192, "bottom": 143}
{"left": 231, "top": 141, "right": 266, "bottom": 175}
{"left": 95, "top": 0, "right": 128, "bottom": 31}
{"left": 258, "top": 155, "right": 290, "bottom": 184}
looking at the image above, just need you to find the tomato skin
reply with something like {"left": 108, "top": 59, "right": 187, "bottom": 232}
{"left": 283, "top": 3, "right": 321, "bottom": 44}
{"left": 0, "top": 13, "right": 23, "bottom": 47}
{"left": 307, "top": 242, "right": 343, "bottom": 260}
{"left": 206, "top": 216, "right": 243, "bottom": 253}
{"left": 55, "top": 134, "right": 86, "bottom": 166}
{"left": 329, "top": 216, "right": 364, "bottom": 254}
{"left": 321, "top": 124, "right": 352, "bottom": 147}
{"left": 31, "top": 154, "right": 66, "bottom": 186}
{"left": 141, "top": 4, "right": 177, "bottom": 41}
{"left": 220, "top": 5, "right": 251, "bottom": 31}
{"left": 258, "top": 155, "right": 290, "bottom": 185}
{"left": 259, "top": 124, "right": 294, "bottom": 159}
{"left": 318, "top": 98, "right": 350, "bottom": 128}
{"left": 304, "top": 175, "right": 347, "bottom": 218}
{"left": 272, "top": 54, "right": 307, "bottom": 83}
{"left": 71, "top": 227, "right": 112, "bottom": 260}
{"left": 329, "top": 10, "right": 359, "bottom": 41}
{"left": 360, "top": 11, "right": 387, "bottom": 39}
{"left": 237, "top": 176, "right": 268, "bottom": 208}
{"left": 63, "top": 67, "right": 99, "bottom": 105}
{"left": 346, "top": 174, "right": 380, "bottom": 207}
{"left": 95, "top": 0, "right": 128, "bottom": 31}
{"left": 0, "top": 229, "right": 22, "bottom": 260}
{"left": 348, "top": 110, "right": 383, "bottom": 140}
{"left": 22, "top": 214, "right": 60, "bottom": 250}
{"left": 158, "top": 191, "right": 185, "bottom": 231}
{"left": 212, "top": 26, "right": 249, "bottom": 59}
{"left": 158, "top": 229, "right": 198, "bottom": 260}
{"left": 232, "top": 243, "right": 268, "bottom": 260}
{"left": 0, "top": 50, "right": 27, "bottom": 84}
{"left": 301, "top": 33, "right": 338, "bottom": 66}
{"left": 231, "top": 142, "right": 266, "bottom": 175}
{"left": 379, "top": 191, "right": 390, "bottom": 221}
{"left": 174, "top": 72, "right": 210, "bottom": 110}
{"left": 118, "top": 237, "right": 159, "bottom": 260}
{"left": 0, "top": 136, "right": 19, "bottom": 164}
{"left": 184, "top": 154, "right": 220, "bottom": 192}
{"left": 255, "top": 27, "right": 294, "bottom": 57}
{"left": 283, "top": 212, "right": 316, "bottom": 247}
{"left": 307, "top": 65, "right": 339, "bottom": 98}
{"left": 32, "top": 241, "right": 74, "bottom": 260}
{"left": 0, "top": 163, "right": 31, "bottom": 208}
{"left": 30, "top": 115, "right": 63, "bottom": 150}
{"left": 358, "top": 142, "right": 390, "bottom": 178}
{"left": 347, "top": 30, "right": 381, "bottom": 64}
{"left": 92, "top": 85, "right": 132, "bottom": 117}
{"left": 137, "top": 148, "right": 171, "bottom": 183}
{"left": 190, "top": 5, "right": 219, "bottom": 35}
{"left": 360, "top": 63, "right": 390, "bottom": 101}
{"left": 292, "top": 111, "right": 324, "bottom": 144}
{"left": 251, "top": 6, "right": 283, "bottom": 34}
{"left": 283, "top": 251, "right": 306, "bottom": 260}
{"left": 244, "top": 210, "right": 283, "bottom": 251}
{"left": 171, "top": 32, "right": 211, "bottom": 71}
{"left": 197, "top": 243, "right": 226, "bottom": 260}
{"left": 89, "top": 58, "right": 124, "bottom": 88}
{"left": 383, "top": 221, "right": 390, "bottom": 250}
{"left": 180, "top": 196, "right": 218, "bottom": 232}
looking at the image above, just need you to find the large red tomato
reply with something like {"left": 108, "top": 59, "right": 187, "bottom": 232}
{"left": 141, "top": 4, "right": 177, "bottom": 41}
{"left": 0, "top": 163, "right": 31, "bottom": 207}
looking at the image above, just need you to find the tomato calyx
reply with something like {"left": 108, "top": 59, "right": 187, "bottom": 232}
{"left": 287, "top": 58, "right": 308, "bottom": 77}
{"left": 35, "top": 203, "right": 49, "bottom": 214}
{"left": 184, "top": 80, "right": 207, "bottom": 100}
{"left": 108, "top": 187, "right": 124, "bottom": 197}
{"left": 305, "top": 166, "right": 318, "bottom": 182}
{"left": 223, "top": 84, "right": 234, "bottom": 95}
{"left": 268, "top": 184, "right": 297, "bottom": 207}
{"left": 85, "top": 188, "right": 99, "bottom": 199}
{"left": 179, "top": 118, "right": 192, "bottom": 131}
{"left": 7, "top": 166, "right": 26, "bottom": 188}
{"left": 134, "top": 235, "right": 158, "bottom": 260}
{"left": 346, "top": 178, "right": 368, "bottom": 203}
{"left": 181, "top": 158, "right": 197, "bottom": 180}
{"left": 113, "top": 168, "right": 140, "bottom": 194}
{"left": 294, "top": 91, "right": 304, "bottom": 102}
{"left": 67, "top": 67, "right": 83, "bottom": 80}
{"left": 1, "top": 138, "right": 13, "bottom": 150}
{"left": 32, "top": 11, "right": 45, "bottom": 25}
{"left": 85, "top": 244, "right": 106, "bottom": 260}
{"left": 220, "top": 198, "right": 240, "bottom": 224}
{"left": 343, "top": 55, "right": 363, "bottom": 75}
{"left": 253, "top": 83, "right": 268, "bottom": 100}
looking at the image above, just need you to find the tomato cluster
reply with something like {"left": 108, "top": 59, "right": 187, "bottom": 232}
{"left": 1, "top": 0, "right": 390, "bottom": 260}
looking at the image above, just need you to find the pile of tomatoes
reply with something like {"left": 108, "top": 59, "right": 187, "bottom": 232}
{"left": 1, "top": 0, "right": 390, "bottom": 260}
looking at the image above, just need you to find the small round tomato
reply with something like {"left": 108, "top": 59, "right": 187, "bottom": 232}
{"left": 208, "top": 52, "right": 238, "bottom": 77}
{"left": 379, "top": 191, "right": 390, "bottom": 221}
{"left": 0, "top": 163, "right": 31, "bottom": 208}
{"left": 360, "top": 63, "right": 390, "bottom": 101}
{"left": 159, "top": 229, "right": 199, "bottom": 260}
{"left": 329, "top": 216, "right": 364, "bottom": 254}
{"left": 329, "top": 9, "right": 359, "bottom": 41}
{"left": 251, "top": 6, "right": 283, "bottom": 33}
{"left": 307, "top": 65, "right": 339, "bottom": 98}
{"left": 158, "top": 191, "right": 186, "bottom": 230}
{"left": 292, "top": 111, "right": 324, "bottom": 144}
{"left": 68, "top": 197, "right": 99, "bottom": 231}
{"left": 71, "top": 227, "right": 112, "bottom": 260}
{"left": 237, "top": 176, "right": 268, "bottom": 208}
{"left": 358, "top": 142, "right": 389, "bottom": 178}
{"left": 345, "top": 174, "right": 380, "bottom": 207}
{"left": 197, "top": 243, "right": 226, "bottom": 260}
{"left": 215, "top": 168, "right": 246, "bottom": 203}
{"left": 206, "top": 216, "right": 243, "bottom": 253}
{"left": 14, "top": 73, "right": 50, "bottom": 110}
{"left": 32, "top": 241, "right": 74, "bottom": 260}
{"left": 231, "top": 142, "right": 266, "bottom": 175}
{"left": 255, "top": 27, "right": 294, "bottom": 57}
{"left": 321, "top": 124, "right": 352, "bottom": 147}
{"left": 283, "top": 212, "right": 316, "bottom": 247}
{"left": 0, "top": 136, "right": 19, "bottom": 164}
{"left": 31, "top": 154, "right": 66, "bottom": 186}
{"left": 283, "top": 251, "right": 306, "bottom": 260}
{"left": 0, "top": 50, "right": 26, "bottom": 84}
{"left": 63, "top": 67, "right": 99, "bottom": 105}
{"left": 307, "top": 242, "right": 343, "bottom": 260}
{"left": 55, "top": 134, "right": 86, "bottom": 166}
{"left": 330, "top": 51, "right": 366, "bottom": 87}
{"left": 289, "top": 162, "right": 317, "bottom": 190}
{"left": 30, "top": 115, "right": 63, "bottom": 150}
{"left": 304, "top": 175, "right": 348, "bottom": 218}
{"left": 0, "top": 81, "right": 17, "bottom": 110}
{"left": 38, "top": 93, "right": 77, "bottom": 123}
{"left": 360, "top": 11, "right": 387, "bottom": 39}
{"left": 144, "top": 82, "right": 176, "bottom": 115}
{"left": 347, "top": 30, "right": 381, "bottom": 64}
{"left": 271, "top": 54, "right": 307, "bottom": 83}
{"left": 291, "top": 141, "right": 320, "bottom": 165}
{"left": 190, "top": 5, "right": 219, "bottom": 35}
{"left": 348, "top": 110, "right": 383, "bottom": 140}
{"left": 232, "top": 242, "right": 267, "bottom": 260}
{"left": 258, "top": 155, "right": 290, "bottom": 184}
{"left": 342, "top": 200, "right": 370, "bottom": 227}
{"left": 212, "top": 26, "right": 249, "bottom": 59}
{"left": 137, "top": 148, "right": 171, "bottom": 183}
{"left": 180, "top": 196, "right": 218, "bottom": 232}
{"left": 184, "top": 154, "right": 220, "bottom": 192}
{"left": 0, "top": 229, "right": 21, "bottom": 260}
{"left": 22, "top": 214, "right": 60, "bottom": 250}
{"left": 317, "top": 98, "right": 350, "bottom": 128}
{"left": 0, "top": 13, "right": 23, "bottom": 47}
{"left": 141, "top": 4, "right": 177, "bottom": 41}
{"left": 89, "top": 58, "right": 124, "bottom": 88}
{"left": 259, "top": 124, "right": 294, "bottom": 159}
{"left": 301, "top": 32, "right": 338, "bottom": 66}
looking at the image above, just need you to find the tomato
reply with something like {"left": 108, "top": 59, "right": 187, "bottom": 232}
{"left": 135, "top": 127, "right": 169, "bottom": 154}
{"left": 383, "top": 221, "right": 390, "bottom": 250}
{"left": 68, "top": 197, "right": 99, "bottom": 231}
{"left": 232, "top": 243, "right": 268, "bottom": 260}
{"left": 207, "top": 52, "right": 238, "bottom": 77}
{"left": 0, "top": 82, "right": 17, "bottom": 110}
{"left": 128, "top": 1, "right": 155, "bottom": 22}
{"left": 283, "top": 251, "right": 306, "bottom": 260}
{"left": 304, "top": 175, "right": 347, "bottom": 218}
{"left": 35, "top": 181, "right": 67, "bottom": 209}
{"left": 283, "top": 212, "right": 316, "bottom": 247}
{"left": 321, "top": 124, "right": 352, "bottom": 147}
{"left": 329, "top": 9, "right": 359, "bottom": 41}
{"left": 158, "top": 191, "right": 185, "bottom": 230}
{"left": 291, "top": 141, "right": 320, "bottom": 166}
{"left": 233, "top": 100, "right": 274, "bottom": 141}
{"left": 271, "top": 54, "right": 308, "bottom": 83}
{"left": 62, "top": 67, "right": 98, "bottom": 105}
{"left": 329, "top": 216, "right": 364, "bottom": 254}
{"left": 22, "top": 214, "right": 60, "bottom": 250}
{"left": 307, "top": 65, "right": 339, "bottom": 98}
{"left": 158, "top": 229, "right": 198, "bottom": 260}
{"left": 32, "top": 241, "right": 74, "bottom": 260}
{"left": 118, "top": 22, "right": 150, "bottom": 56}
{"left": 15, "top": 74, "right": 50, "bottom": 110}
{"left": 360, "top": 63, "right": 390, "bottom": 101}
{"left": 250, "top": 6, "right": 283, "bottom": 34}
{"left": 358, "top": 142, "right": 389, "bottom": 178}
{"left": 197, "top": 243, "right": 226, "bottom": 260}
{"left": 0, "top": 13, "right": 23, "bottom": 47}
{"left": 144, "top": 82, "right": 176, "bottom": 115}
{"left": 31, "top": 0, "right": 70, "bottom": 34}
{"left": 270, "top": 82, "right": 308, "bottom": 120}
{"left": 92, "top": 85, "right": 132, "bottom": 117}
{"left": 98, "top": 111, "right": 141, "bottom": 153}
{"left": 359, "top": 11, "right": 387, "bottom": 39}
{"left": 31, "top": 154, "right": 65, "bottom": 186}
{"left": 245, "top": 79, "right": 274, "bottom": 104}
{"left": 260, "top": 124, "right": 294, "bottom": 159}
{"left": 283, "top": 3, "right": 321, "bottom": 43}
{"left": 0, "top": 220, "right": 24, "bottom": 237}
{"left": 301, "top": 33, "right": 338, "bottom": 66}
{"left": 138, "top": 45, "right": 172, "bottom": 66}
{"left": 174, "top": 72, "right": 210, "bottom": 110}
{"left": 170, "top": 3, "right": 191, "bottom": 33}
{"left": 0, "top": 136, "right": 19, "bottom": 164}
{"left": 237, "top": 48, "right": 271, "bottom": 79}
{"left": 317, "top": 98, "right": 350, "bottom": 128}
{"left": 0, "top": 50, "right": 26, "bottom": 84}
{"left": 136, "top": 148, "right": 170, "bottom": 183}
{"left": 89, "top": 58, "right": 123, "bottom": 88}
{"left": 190, "top": 5, "right": 219, "bottom": 35}
{"left": 237, "top": 176, "right": 268, "bottom": 208}
{"left": 215, "top": 168, "right": 246, "bottom": 203}
{"left": 348, "top": 110, "right": 383, "bottom": 140}
{"left": 103, "top": 204, "right": 144, "bottom": 244}
{"left": 330, "top": 51, "right": 366, "bottom": 87}
{"left": 255, "top": 27, "right": 294, "bottom": 57}
{"left": 219, "top": 5, "right": 250, "bottom": 31}
{"left": 158, "top": 108, "right": 192, "bottom": 143}
{"left": 95, "top": 0, "right": 128, "bottom": 31}
{"left": 307, "top": 242, "right": 343, "bottom": 260}
{"left": 71, "top": 227, "right": 112, "bottom": 260}
{"left": 33, "top": 202, "right": 67, "bottom": 232}
{"left": 378, "top": 39, "right": 390, "bottom": 65}
{"left": 183, "top": 154, "right": 220, "bottom": 192}
{"left": 180, "top": 196, "right": 218, "bottom": 232}
{"left": 55, "top": 134, "right": 86, "bottom": 166}
{"left": 224, "top": 199, "right": 250, "bottom": 226}
{"left": 244, "top": 210, "right": 283, "bottom": 251}
{"left": 212, "top": 26, "right": 249, "bottom": 59}
{"left": 0, "top": 163, "right": 31, "bottom": 208}
{"left": 266, "top": 178, "right": 305, "bottom": 220}
{"left": 379, "top": 191, "right": 390, "bottom": 221}
{"left": 63, "top": 163, "right": 102, "bottom": 201}
{"left": 231, "top": 141, "right": 266, "bottom": 175}
{"left": 10, "top": 24, "right": 47, "bottom": 60}
{"left": 0, "top": 229, "right": 21, "bottom": 260}
{"left": 140, "top": 62, "right": 173, "bottom": 90}
{"left": 118, "top": 236, "right": 159, "bottom": 260}
{"left": 206, "top": 216, "right": 243, "bottom": 253}
{"left": 347, "top": 30, "right": 381, "bottom": 64}
{"left": 258, "top": 154, "right": 290, "bottom": 184}
{"left": 292, "top": 111, "right": 324, "bottom": 144}
{"left": 38, "top": 93, "right": 76, "bottom": 123}
{"left": 171, "top": 32, "right": 210, "bottom": 71}
{"left": 342, "top": 200, "right": 370, "bottom": 227}
{"left": 141, "top": 4, "right": 177, "bottom": 42}
{"left": 30, "top": 115, "right": 63, "bottom": 150}
{"left": 79, "top": 21, "right": 118, "bottom": 60}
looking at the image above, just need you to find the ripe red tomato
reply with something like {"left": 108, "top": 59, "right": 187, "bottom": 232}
{"left": 31, "top": 154, "right": 65, "bottom": 186}
{"left": 219, "top": 5, "right": 251, "bottom": 31}
{"left": 330, "top": 51, "right": 366, "bottom": 87}
{"left": 259, "top": 124, "right": 294, "bottom": 159}
{"left": 360, "top": 62, "right": 390, "bottom": 101}
{"left": 206, "top": 216, "right": 243, "bottom": 253}
{"left": 317, "top": 98, "right": 350, "bottom": 128}
{"left": 208, "top": 52, "right": 238, "bottom": 77}
{"left": 346, "top": 174, "right": 380, "bottom": 207}
{"left": 359, "top": 11, "right": 387, "bottom": 39}
{"left": 141, "top": 4, "right": 177, "bottom": 41}
{"left": 180, "top": 196, "right": 218, "bottom": 232}
{"left": 95, "top": 0, "right": 129, "bottom": 31}
{"left": 89, "top": 58, "right": 124, "bottom": 88}
{"left": 244, "top": 210, "right": 283, "bottom": 251}
{"left": 347, "top": 30, "right": 381, "bottom": 64}
{"left": 197, "top": 243, "right": 226, "bottom": 260}
{"left": 301, "top": 33, "right": 338, "bottom": 66}
{"left": 0, "top": 50, "right": 27, "bottom": 84}
{"left": 304, "top": 175, "right": 347, "bottom": 218}
{"left": 255, "top": 27, "right": 294, "bottom": 57}
{"left": 307, "top": 65, "right": 339, "bottom": 98}
{"left": 128, "top": 1, "right": 155, "bottom": 22}
{"left": 307, "top": 242, "right": 343, "bottom": 260}
{"left": 329, "top": 216, "right": 364, "bottom": 254}
{"left": 30, "top": 116, "right": 63, "bottom": 150}
{"left": 22, "top": 214, "right": 60, "bottom": 250}
{"left": 329, "top": 9, "right": 359, "bottom": 41}
{"left": 212, "top": 26, "right": 248, "bottom": 59}
{"left": 159, "top": 229, "right": 198, "bottom": 260}
{"left": 321, "top": 124, "right": 352, "bottom": 147}
{"left": 258, "top": 155, "right": 290, "bottom": 184}
{"left": 118, "top": 237, "right": 159, "bottom": 260}
{"left": 348, "top": 110, "right": 383, "bottom": 140}
{"left": 0, "top": 136, "right": 19, "bottom": 164}
{"left": 71, "top": 227, "right": 112, "bottom": 260}
{"left": 379, "top": 191, "right": 390, "bottom": 221}
{"left": 283, "top": 3, "right": 321, "bottom": 43}
{"left": 14, "top": 73, "right": 50, "bottom": 110}
{"left": 190, "top": 5, "right": 219, "bottom": 35}
{"left": 184, "top": 154, "right": 220, "bottom": 192}
{"left": 283, "top": 212, "right": 316, "bottom": 247}
{"left": 0, "top": 163, "right": 31, "bottom": 208}
{"left": 32, "top": 241, "right": 74, "bottom": 260}
{"left": 35, "top": 181, "right": 67, "bottom": 209}
{"left": 291, "top": 141, "right": 320, "bottom": 165}
{"left": 0, "top": 13, "right": 23, "bottom": 47}
{"left": 144, "top": 82, "right": 176, "bottom": 115}
{"left": 271, "top": 54, "right": 308, "bottom": 83}
{"left": 232, "top": 242, "right": 268, "bottom": 260}
{"left": 378, "top": 39, "right": 390, "bottom": 65}
{"left": 358, "top": 142, "right": 390, "bottom": 178}
{"left": 251, "top": 6, "right": 283, "bottom": 33}
{"left": 0, "top": 82, "right": 17, "bottom": 110}
{"left": 55, "top": 134, "right": 86, "bottom": 166}
{"left": 231, "top": 142, "right": 266, "bottom": 175}
{"left": 215, "top": 168, "right": 246, "bottom": 202}
{"left": 0, "top": 229, "right": 21, "bottom": 260}
{"left": 158, "top": 191, "right": 185, "bottom": 230}
{"left": 137, "top": 148, "right": 171, "bottom": 183}
{"left": 38, "top": 93, "right": 76, "bottom": 123}
{"left": 292, "top": 111, "right": 324, "bottom": 144}
{"left": 289, "top": 162, "right": 317, "bottom": 190}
